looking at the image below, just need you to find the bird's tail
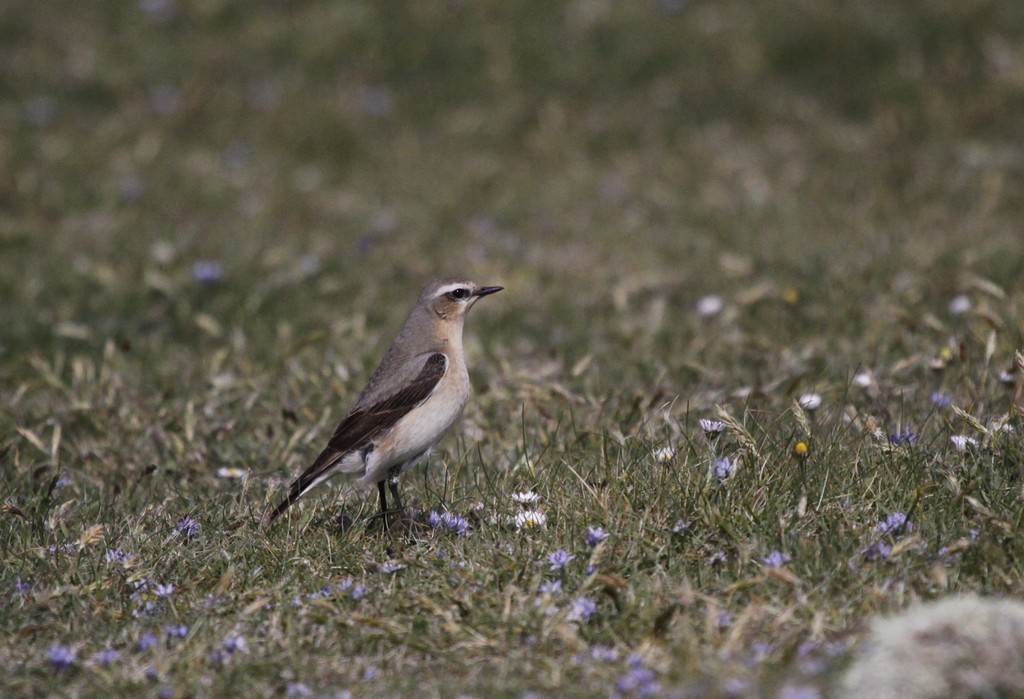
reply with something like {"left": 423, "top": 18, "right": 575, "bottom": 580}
{"left": 262, "top": 487, "right": 301, "bottom": 527}
{"left": 262, "top": 449, "right": 343, "bottom": 527}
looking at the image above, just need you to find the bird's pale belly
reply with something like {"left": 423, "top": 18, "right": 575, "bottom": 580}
{"left": 356, "top": 387, "right": 468, "bottom": 486}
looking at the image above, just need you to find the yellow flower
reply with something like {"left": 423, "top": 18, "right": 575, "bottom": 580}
{"left": 794, "top": 441, "right": 809, "bottom": 458}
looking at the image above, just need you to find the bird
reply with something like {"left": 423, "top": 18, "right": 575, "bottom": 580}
{"left": 263, "top": 277, "right": 503, "bottom": 529}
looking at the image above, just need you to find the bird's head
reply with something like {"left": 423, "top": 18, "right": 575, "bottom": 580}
{"left": 421, "top": 278, "right": 503, "bottom": 320}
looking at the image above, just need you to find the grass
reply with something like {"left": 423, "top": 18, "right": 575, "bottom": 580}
{"left": 3, "top": 1, "right": 1024, "bottom": 696}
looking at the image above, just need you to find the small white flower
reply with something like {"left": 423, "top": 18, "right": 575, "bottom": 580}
{"left": 511, "top": 491, "right": 540, "bottom": 505}
{"left": 514, "top": 510, "right": 547, "bottom": 530}
{"left": 950, "top": 435, "right": 978, "bottom": 452}
{"left": 948, "top": 294, "right": 972, "bottom": 316}
{"left": 699, "top": 419, "right": 725, "bottom": 436}
{"left": 653, "top": 446, "right": 675, "bottom": 463}
{"left": 852, "top": 371, "right": 874, "bottom": 389}
{"left": 215, "top": 467, "right": 248, "bottom": 479}
{"left": 797, "top": 393, "right": 822, "bottom": 411}
{"left": 695, "top": 295, "right": 725, "bottom": 318}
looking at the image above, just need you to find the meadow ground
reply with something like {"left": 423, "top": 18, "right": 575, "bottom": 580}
{"left": 3, "top": 1, "right": 1024, "bottom": 697}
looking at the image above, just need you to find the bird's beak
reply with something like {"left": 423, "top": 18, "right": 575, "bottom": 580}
{"left": 475, "top": 286, "right": 504, "bottom": 297}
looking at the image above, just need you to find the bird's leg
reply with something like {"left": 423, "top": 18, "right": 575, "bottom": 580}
{"left": 377, "top": 480, "right": 390, "bottom": 532}
{"left": 387, "top": 466, "right": 409, "bottom": 529}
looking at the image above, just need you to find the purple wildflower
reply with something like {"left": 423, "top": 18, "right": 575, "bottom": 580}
{"left": 14, "top": 578, "right": 31, "bottom": 594}
{"left": 428, "top": 511, "right": 470, "bottom": 535}
{"left": 567, "top": 597, "right": 598, "bottom": 622}
{"left": 105, "top": 549, "right": 128, "bottom": 565}
{"left": 591, "top": 645, "right": 619, "bottom": 662}
{"left": 699, "top": 418, "right": 725, "bottom": 436}
{"left": 930, "top": 391, "right": 952, "bottom": 408}
{"left": 165, "top": 624, "right": 188, "bottom": 640}
{"left": 222, "top": 634, "right": 246, "bottom": 655}
{"left": 713, "top": 456, "right": 733, "bottom": 479}
{"left": 203, "top": 593, "right": 224, "bottom": 608}
{"left": 538, "top": 580, "right": 563, "bottom": 595}
{"left": 440, "top": 512, "right": 469, "bottom": 535}
{"left": 761, "top": 550, "right": 789, "bottom": 568}
{"left": 585, "top": 526, "right": 610, "bottom": 547}
{"left": 616, "top": 665, "right": 661, "bottom": 697}
{"left": 547, "top": 549, "right": 575, "bottom": 571}
{"left": 888, "top": 430, "right": 917, "bottom": 445}
{"left": 936, "top": 545, "right": 958, "bottom": 565}
{"left": 154, "top": 583, "right": 174, "bottom": 598}
{"left": 48, "top": 644, "right": 76, "bottom": 671}
{"left": 877, "top": 512, "right": 912, "bottom": 536}
{"left": 779, "top": 685, "right": 822, "bottom": 699}
{"left": 286, "top": 682, "right": 313, "bottom": 698}
{"left": 862, "top": 541, "right": 892, "bottom": 562}
{"left": 191, "top": 260, "right": 223, "bottom": 284}
{"left": 350, "top": 584, "right": 368, "bottom": 600}
{"left": 91, "top": 649, "right": 120, "bottom": 666}
{"left": 672, "top": 519, "right": 691, "bottom": 534}
{"left": 308, "top": 584, "right": 334, "bottom": 600}
{"left": 137, "top": 631, "right": 159, "bottom": 651}
{"left": 175, "top": 515, "right": 198, "bottom": 538}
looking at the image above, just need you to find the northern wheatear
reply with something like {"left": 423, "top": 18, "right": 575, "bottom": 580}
{"left": 264, "top": 277, "right": 502, "bottom": 528}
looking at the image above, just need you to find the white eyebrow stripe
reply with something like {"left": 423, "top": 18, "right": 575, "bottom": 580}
{"left": 433, "top": 282, "right": 471, "bottom": 297}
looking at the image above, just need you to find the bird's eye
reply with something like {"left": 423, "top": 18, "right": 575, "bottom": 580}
{"left": 447, "top": 288, "right": 469, "bottom": 300}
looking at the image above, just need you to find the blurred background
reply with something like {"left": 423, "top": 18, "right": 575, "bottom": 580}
{"left": 4, "top": 6, "right": 1024, "bottom": 695}
{"left": 2, "top": 0, "right": 1023, "bottom": 383}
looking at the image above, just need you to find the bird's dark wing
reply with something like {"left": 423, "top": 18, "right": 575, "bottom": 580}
{"left": 263, "top": 353, "right": 447, "bottom": 525}
{"left": 325, "top": 352, "right": 447, "bottom": 453}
